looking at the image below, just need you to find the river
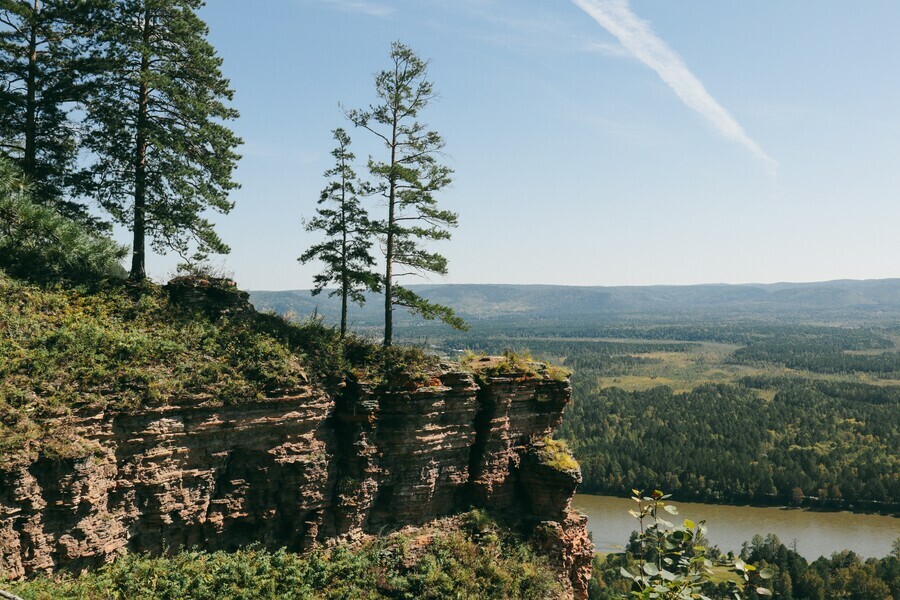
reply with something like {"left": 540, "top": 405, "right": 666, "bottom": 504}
{"left": 573, "top": 494, "right": 900, "bottom": 561}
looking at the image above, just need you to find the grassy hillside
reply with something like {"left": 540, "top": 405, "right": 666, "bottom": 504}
{"left": 0, "top": 271, "right": 432, "bottom": 469}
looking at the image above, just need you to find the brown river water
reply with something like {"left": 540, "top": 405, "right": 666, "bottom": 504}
{"left": 573, "top": 494, "right": 900, "bottom": 561}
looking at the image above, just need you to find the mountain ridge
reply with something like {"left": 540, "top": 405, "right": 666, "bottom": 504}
{"left": 250, "top": 278, "right": 900, "bottom": 326}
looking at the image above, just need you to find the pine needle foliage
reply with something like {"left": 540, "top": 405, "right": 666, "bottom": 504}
{"left": 0, "top": 157, "right": 125, "bottom": 284}
{"left": 346, "top": 41, "right": 466, "bottom": 345}
{"left": 83, "top": 0, "right": 242, "bottom": 280}
{"left": 299, "top": 128, "right": 379, "bottom": 337}
{"left": 0, "top": 0, "right": 105, "bottom": 228}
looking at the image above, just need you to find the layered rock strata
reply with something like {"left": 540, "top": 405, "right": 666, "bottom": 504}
{"left": 0, "top": 366, "right": 592, "bottom": 597}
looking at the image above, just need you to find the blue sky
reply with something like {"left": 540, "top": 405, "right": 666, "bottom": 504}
{"left": 137, "top": 0, "right": 900, "bottom": 289}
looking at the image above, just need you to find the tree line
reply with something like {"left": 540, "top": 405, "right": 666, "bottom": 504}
{"left": 1, "top": 2, "right": 463, "bottom": 345}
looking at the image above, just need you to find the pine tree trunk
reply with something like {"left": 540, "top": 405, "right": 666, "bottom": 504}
{"left": 340, "top": 174, "right": 348, "bottom": 338}
{"left": 23, "top": 1, "right": 39, "bottom": 181}
{"left": 130, "top": 8, "right": 151, "bottom": 281}
{"left": 383, "top": 197, "right": 393, "bottom": 346}
{"left": 383, "top": 115, "right": 398, "bottom": 347}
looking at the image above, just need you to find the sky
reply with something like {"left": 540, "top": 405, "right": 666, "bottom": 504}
{"left": 134, "top": 0, "right": 900, "bottom": 289}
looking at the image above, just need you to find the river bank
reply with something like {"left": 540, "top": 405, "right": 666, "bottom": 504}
{"left": 574, "top": 493, "right": 900, "bottom": 561}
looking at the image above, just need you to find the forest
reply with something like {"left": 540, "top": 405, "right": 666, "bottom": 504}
{"left": 430, "top": 320, "right": 900, "bottom": 512}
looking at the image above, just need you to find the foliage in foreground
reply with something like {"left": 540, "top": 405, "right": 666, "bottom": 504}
{"left": 587, "top": 490, "right": 900, "bottom": 600}
{"left": 613, "top": 490, "right": 771, "bottom": 599}
{"left": 1, "top": 514, "right": 562, "bottom": 600}
{"left": 590, "top": 533, "right": 900, "bottom": 600}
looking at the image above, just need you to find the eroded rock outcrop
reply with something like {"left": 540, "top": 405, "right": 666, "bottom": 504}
{"left": 0, "top": 364, "right": 592, "bottom": 597}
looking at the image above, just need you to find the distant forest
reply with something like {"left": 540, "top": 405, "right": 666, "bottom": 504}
{"left": 559, "top": 380, "right": 898, "bottom": 509}
{"left": 429, "top": 317, "right": 900, "bottom": 513}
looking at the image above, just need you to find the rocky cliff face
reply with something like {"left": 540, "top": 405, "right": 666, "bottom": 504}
{"left": 0, "top": 364, "right": 592, "bottom": 597}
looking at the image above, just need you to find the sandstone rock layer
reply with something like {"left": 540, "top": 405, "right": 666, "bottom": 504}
{"left": 0, "top": 367, "right": 592, "bottom": 597}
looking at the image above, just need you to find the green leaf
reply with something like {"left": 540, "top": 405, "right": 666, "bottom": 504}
{"left": 759, "top": 567, "right": 775, "bottom": 579}
{"left": 683, "top": 519, "right": 696, "bottom": 529}
{"left": 756, "top": 587, "right": 772, "bottom": 596}
{"left": 642, "top": 563, "right": 659, "bottom": 576}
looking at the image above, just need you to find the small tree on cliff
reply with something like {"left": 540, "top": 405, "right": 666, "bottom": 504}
{"left": 346, "top": 41, "right": 466, "bottom": 346}
{"left": 83, "top": 0, "right": 241, "bottom": 281}
{"left": 299, "top": 128, "right": 379, "bottom": 338}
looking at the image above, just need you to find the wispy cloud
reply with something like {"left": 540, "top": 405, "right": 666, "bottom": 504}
{"left": 312, "top": 0, "right": 393, "bottom": 18}
{"left": 572, "top": 0, "right": 776, "bottom": 172}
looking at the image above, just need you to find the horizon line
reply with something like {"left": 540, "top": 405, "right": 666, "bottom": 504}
{"left": 249, "top": 276, "right": 900, "bottom": 293}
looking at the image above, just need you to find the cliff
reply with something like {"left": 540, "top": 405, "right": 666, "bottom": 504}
{"left": 0, "top": 279, "right": 592, "bottom": 597}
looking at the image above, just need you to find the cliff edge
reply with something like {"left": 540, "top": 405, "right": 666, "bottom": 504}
{"left": 0, "top": 277, "right": 592, "bottom": 597}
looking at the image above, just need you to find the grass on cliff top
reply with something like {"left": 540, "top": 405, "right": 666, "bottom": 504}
{"left": 2, "top": 512, "right": 563, "bottom": 600}
{"left": 0, "top": 271, "right": 437, "bottom": 467}
{"left": 535, "top": 437, "right": 580, "bottom": 473}
{"left": 460, "top": 349, "right": 571, "bottom": 382}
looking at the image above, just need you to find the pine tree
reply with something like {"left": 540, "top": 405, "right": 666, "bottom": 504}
{"left": 0, "top": 0, "right": 102, "bottom": 226}
{"left": 299, "top": 128, "right": 379, "bottom": 338}
{"left": 84, "top": 0, "right": 241, "bottom": 281}
{"left": 0, "top": 156, "right": 126, "bottom": 284}
{"left": 347, "top": 41, "right": 466, "bottom": 346}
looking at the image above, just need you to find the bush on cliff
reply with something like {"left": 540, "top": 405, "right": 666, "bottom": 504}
{"left": 0, "top": 159, "right": 126, "bottom": 285}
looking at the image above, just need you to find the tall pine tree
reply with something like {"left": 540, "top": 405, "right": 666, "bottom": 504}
{"left": 347, "top": 41, "right": 465, "bottom": 346}
{"left": 0, "top": 0, "right": 102, "bottom": 226}
{"left": 85, "top": 0, "right": 241, "bottom": 280}
{"left": 299, "top": 128, "right": 379, "bottom": 338}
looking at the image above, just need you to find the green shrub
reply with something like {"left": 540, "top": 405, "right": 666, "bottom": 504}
{"left": 0, "top": 159, "right": 126, "bottom": 285}
{"left": 2, "top": 515, "right": 562, "bottom": 599}
{"left": 615, "top": 490, "right": 772, "bottom": 599}
{"left": 0, "top": 273, "right": 460, "bottom": 466}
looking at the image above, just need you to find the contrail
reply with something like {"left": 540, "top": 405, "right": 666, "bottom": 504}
{"left": 573, "top": 0, "right": 777, "bottom": 173}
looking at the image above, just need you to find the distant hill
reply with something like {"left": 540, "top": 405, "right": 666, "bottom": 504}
{"left": 249, "top": 279, "right": 900, "bottom": 327}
